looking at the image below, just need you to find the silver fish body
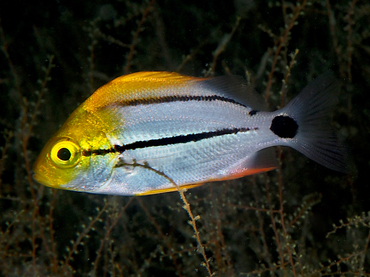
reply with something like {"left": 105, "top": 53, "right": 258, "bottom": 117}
{"left": 33, "top": 71, "right": 348, "bottom": 195}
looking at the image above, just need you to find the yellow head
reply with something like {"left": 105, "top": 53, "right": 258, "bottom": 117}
{"left": 33, "top": 105, "right": 118, "bottom": 192}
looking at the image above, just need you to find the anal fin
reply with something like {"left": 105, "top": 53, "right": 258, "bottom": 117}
{"left": 217, "top": 148, "right": 278, "bottom": 181}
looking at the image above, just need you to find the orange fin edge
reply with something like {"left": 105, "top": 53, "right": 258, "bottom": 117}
{"left": 135, "top": 182, "right": 206, "bottom": 196}
{"left": 212, "top": 166, "right": 277, "bottom": 182}
{"left": 135, "top": 167, "right": 276, "bottom": 196}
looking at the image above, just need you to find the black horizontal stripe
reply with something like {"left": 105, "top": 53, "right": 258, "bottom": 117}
{"left": 117, "top": 95, "right": 248, "bottom": 108}
{"left": 82, "top": 127, "right": 256, "bottom": 157}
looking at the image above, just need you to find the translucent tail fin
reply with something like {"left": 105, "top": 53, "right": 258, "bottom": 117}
{"left": 281, "top": 72, "right": 349, "bottom": 173}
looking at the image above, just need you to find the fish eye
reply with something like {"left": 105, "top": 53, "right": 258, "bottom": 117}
{"left": 50, "top": 139, "right": 80, "bottom": 168}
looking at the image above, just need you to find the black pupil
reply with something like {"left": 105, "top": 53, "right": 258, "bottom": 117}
{"left": 57, "top": 148, "right": 71, "bottom": 161}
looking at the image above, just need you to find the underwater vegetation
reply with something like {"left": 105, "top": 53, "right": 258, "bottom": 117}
{"left": 1, "top": 0, "right": 370, "bottom": 276}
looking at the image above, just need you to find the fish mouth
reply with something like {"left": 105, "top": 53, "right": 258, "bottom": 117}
{"left": 33, "top": 173, "right": 69, "bottom": 190}
{"left": 33, "top": 172, "right": 80, "bottom": 191}
{"left": 33, "top": 172, "right": 53, "bottom": 187}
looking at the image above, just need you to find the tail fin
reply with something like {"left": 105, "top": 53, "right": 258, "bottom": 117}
{"left": 281, "top": 72, "right": 349, "bottom": 173}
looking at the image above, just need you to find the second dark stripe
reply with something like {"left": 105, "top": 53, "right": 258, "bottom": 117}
{"left": 82, "top": 127, "right": 256, "bottom": 156}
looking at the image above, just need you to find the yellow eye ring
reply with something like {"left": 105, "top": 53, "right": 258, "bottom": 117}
{"left": 50, "top": 139, "right": 80, "bottom": 168}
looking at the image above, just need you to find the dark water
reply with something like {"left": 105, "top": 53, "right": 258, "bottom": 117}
{"left": 0, "top": 0, "right": 369, "bottom": 276}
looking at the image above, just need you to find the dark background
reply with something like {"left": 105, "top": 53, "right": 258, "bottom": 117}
{"left": 1, "top": 0, "right": 370, "bottom": 276}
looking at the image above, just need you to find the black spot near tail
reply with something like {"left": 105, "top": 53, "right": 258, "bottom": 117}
{"left": 270, "top": 115, "right": 298, "bottom": 138}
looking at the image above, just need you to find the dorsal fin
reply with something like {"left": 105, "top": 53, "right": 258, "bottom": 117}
{"left": 85, "top": 71, "right": 268, "bottom": 112}
{"left": 110, "top": 71, "right": 195, "bottom": 83}
{"left": 201, "top": 75, "right": 268, "bottom": 111}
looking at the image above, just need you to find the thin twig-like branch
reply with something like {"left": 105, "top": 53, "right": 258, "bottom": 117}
{"left": 123, "top": 160, "right": 213, "bottom": 276}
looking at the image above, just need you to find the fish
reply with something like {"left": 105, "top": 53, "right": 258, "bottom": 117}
{"left": 32, "top": 71, "right": 348, "bottom": 196}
